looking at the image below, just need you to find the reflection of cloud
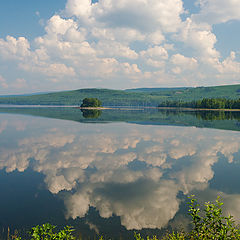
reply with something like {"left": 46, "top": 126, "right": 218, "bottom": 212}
{"left": 65, "top": 179, "right": 179, "bottom": 230}
{"left": 86, "top": 221, "right": 99, "bottom": 234}
{"left": 100, "top": 180, "right": 179, "bottom": 230}
{"left": 0, "top": 118, "right": 27, "bottom": 134}
{"left": 1, "top": 116, "right": 240, "bottom": 229}
{"left": 65, "top": 191, "right": 90, "bottom": 219}
{"left": 137, "top": 145, "right": 167, "bottom": 167}
{"left": 214, "top": 137, "right": 240, "bottom": 163}
{"left": 0, "top": 120, "right": 7, "bottom": 134}
{"left": 13, "top": 120, "right": 27, "bottom": 131}
{"left": 223, "top": 194, "right": 240, "bottom": 222}
{"left": 175, "top": 154, "right": 218, "bottom": 194}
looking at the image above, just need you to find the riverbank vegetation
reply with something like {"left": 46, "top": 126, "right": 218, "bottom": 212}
{"left": 10, "top": 196, "right": 240, "bottom": 239}
{"left": 158, "top": 98, "right": 240, "bottom": 109}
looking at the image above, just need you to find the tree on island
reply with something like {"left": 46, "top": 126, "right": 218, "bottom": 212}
{"left": 80, "top": 98, "right": 102, "bottom": 108}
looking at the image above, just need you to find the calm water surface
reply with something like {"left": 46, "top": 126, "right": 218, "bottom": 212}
{"left": 1, "top": 109, "right": 240, "bottom": 239}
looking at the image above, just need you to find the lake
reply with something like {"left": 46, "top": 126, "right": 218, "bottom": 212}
{"left": 1, "top": 107, "right": 240, "bottom": 239}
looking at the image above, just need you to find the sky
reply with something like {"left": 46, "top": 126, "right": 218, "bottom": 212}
{"left": 0, "top": 0, "right": 239, "bottom": 94}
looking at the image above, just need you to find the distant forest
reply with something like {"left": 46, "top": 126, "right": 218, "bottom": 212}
{"left": 158, "top": 98, "right": 240, "bottom": 109}
{"left": 0, "top": 84, "right": 239, "bottom": 106}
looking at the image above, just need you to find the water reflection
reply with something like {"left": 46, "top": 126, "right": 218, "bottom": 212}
{"left": 159, "top": 109, "right": 240, "bottom": 121}
{"left": 1, "top": 107, "right": 240, "bottom": 131}
{"left": 195, "top": 110, "right": 240, "bottom": 121}
{"left": 0, "top": 114, "right": 240, "bottom": 233}
{"left": 81, "top": 109, "right": 102, "bottom": 119}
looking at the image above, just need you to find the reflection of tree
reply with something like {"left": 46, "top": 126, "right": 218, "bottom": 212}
{"left": 81, "top": 109, "right": 102, "bottom": 119}
{"left": 195, "top": 111, "right": 240, "bottom": 121}
{"left": 158, "top": 109, "right": 240, "bottom": 121}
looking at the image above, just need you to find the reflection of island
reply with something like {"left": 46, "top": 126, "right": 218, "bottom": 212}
{"left": 1, "top": 114, "right": 240, "bottom": 231}
{"left": 81, "top": 109, "right": 102, "bottom": 119}
{"left": 0, "top": 107, "right": 240, "bottom": 131}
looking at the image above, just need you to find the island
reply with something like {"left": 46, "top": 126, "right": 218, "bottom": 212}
{"left": 80, "top": 97, "right": 102, "bottom": 108}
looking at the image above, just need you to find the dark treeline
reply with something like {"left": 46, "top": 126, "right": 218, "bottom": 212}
{"left": 158, "top": 98, "right": 240, "bottom": 109}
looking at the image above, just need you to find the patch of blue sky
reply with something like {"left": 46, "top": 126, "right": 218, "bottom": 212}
{"left": 213, "top": 20, "right": 240, "bottom": 60}
{"left": 129, "top": 41, "right": 150, "bottom": 53}
{"left": 0, "top": 0, "right": 66, "bottom": 40}
{"left": 181, "top": 0, "right": 200, "bottom": 20}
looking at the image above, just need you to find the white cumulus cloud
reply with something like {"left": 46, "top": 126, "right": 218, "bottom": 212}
{"left": 0, "top": 0, "right": 239, "bottom": 93}
{"left": 194, "top": 0, "right": 240, "bottom": 24}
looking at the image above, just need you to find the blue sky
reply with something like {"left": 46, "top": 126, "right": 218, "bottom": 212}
{"left": 0, "top": 0, "right": 239, "bottom": 94}
{"left": 0, "top": 0, "right": 66, "bottom": 40}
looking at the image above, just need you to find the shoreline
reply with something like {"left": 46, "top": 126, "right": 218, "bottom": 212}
{"left": 76, "top": 107, "right": 111, "bottom": 110}
{"left": 0, "top": 104, "right": 240, "bottom": 112}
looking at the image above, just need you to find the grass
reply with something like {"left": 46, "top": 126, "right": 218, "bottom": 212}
{"left": 8, "top": 196, "right": 240, "bottom": 240}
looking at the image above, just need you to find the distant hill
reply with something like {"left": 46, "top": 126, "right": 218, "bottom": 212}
{"left": 125, "top": 87, "right": 190, "bottom": 93}
{"left": 0, "top": 85, "right": 239, "bottom": 106}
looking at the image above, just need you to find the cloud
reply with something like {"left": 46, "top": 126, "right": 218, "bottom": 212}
{"left": 0, "top": 36, "right": 31, "bottom": 60}
{"left": 95, "top": 41, "right": 138, "bottom": 59}
{"left": 218, "top": 51, "right": 240, "bottom": 74}
{"left": 11, "top": 78, "right": 27, "bottom": 89}
{"left": 0, "top": 0, "right": 240, "bottom": 92}
{"left": 0, "top": 76, "right": 28, "bottom": 90}
{"left": 90, "top": 0, "right": 184, "bottom": 33}
{"left": 171, "top": 54, "right": 198, "bottom": 73}
{"left": 193, "top": 0, "right": 240, "bottom": 24}
{"left": 178, "top": 18, "right": 220, "bottom": 64}
{"left": 21, "top": 63, "right": 76, "bottom": 77}
{"left": 45, "top": 15, "right": 81, "bottom": 37}
{"left": 141, "top": 46, "right": 169, "bottom": 59}
{"left": 0, "top": 75, "right": 8, "bottom": 88}
{"left": 65, "top": 0, "right": 92, "bottom": 20}
{"left": 139, "top": 46, "right": 168, "bottom": 69}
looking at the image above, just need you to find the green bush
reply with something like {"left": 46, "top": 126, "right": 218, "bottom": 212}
{"left": 187, "top": 195, "right": 240, "bottom": 239}
{"left": 13, "top": 223, "right": 75, "bottom": 240}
